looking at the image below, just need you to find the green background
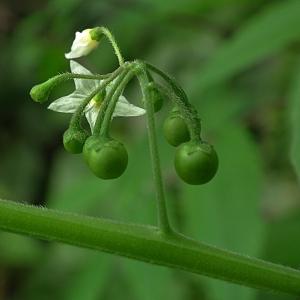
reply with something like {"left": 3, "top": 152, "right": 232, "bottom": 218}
{"left": 0, "top": 0, "right": 300, "bottom": 299}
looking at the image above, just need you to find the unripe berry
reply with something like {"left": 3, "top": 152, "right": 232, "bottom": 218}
{"left": 163, "top": 114, "right": 190, "bottom": 147}
{"left": 63, "top": 128, "right": 89, "bottom": 154}
{"left": 83, "top": 136, "right": 128, "bottom": 179}
{"left": 174, "top": 141, "right": 218, "bottom": 185}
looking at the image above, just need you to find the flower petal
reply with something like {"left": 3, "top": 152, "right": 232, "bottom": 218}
{"left": 65, "top": 47, "right": 90, "bottom": 59}
{"left": 113, "top": 96, "right": 146, "bottom": 117}
{"left": 48, "top": 92, "right": 85, "bottom": 113}
{"left": 70, "top": 60, "right": 100, "bottom": 93}
{"left": 85, "top": 105, "right": 100, "bottom": 133}
{"left": 65, "top": 29, "right": 99, "bottom": 59}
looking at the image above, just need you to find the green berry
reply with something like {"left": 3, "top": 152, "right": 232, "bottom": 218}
{"left": 63, "top": 128, "right": 89, "bottom": 154}
{"left": 174, "top": 141, "right": 218, "bottom": 185}
{"left": 83, "top": 136, "right": 128, "bottom": 179}
{"left": 163, "top": 114, "right": 190, "bottom": 147}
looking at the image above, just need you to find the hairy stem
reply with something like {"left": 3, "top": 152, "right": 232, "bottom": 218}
{"left": 99, "top": 27, "right": 125, "bottom": 66}
{"left": 136, "top": 66, "right": 173, "bottom": 234}
{"left": 100, "top": 70, "right": 135, "bottom": 137}
{"left": 93, "top": 68, "right": 128, "bottom": 135}
{"left": 64, "top": 72, "right": 113, "bottom": 80}
{"left": 145, "top": 62, "right": 201, "bottom": 142}
{"left": 0, "top": 199, "right": 299, "bottom": 295}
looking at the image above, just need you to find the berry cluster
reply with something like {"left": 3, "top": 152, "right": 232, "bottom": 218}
{"left": 163, "top": 109, "right": 218, "bottom": 185}
{"left": 30, "top": 27, "right": 218, "bottom": 185}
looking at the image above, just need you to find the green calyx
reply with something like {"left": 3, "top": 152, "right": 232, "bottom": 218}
{"left": 63, "top": 127, "right": 89, "bottom": 154}
{"left": 30, "top": 75, "right": 65, "bottom": 103}
{"left": 83, "top": 136, "right": 128, "bottom": 179}
{"left": 89, "top": 27, "right": 104, "bottom": 42}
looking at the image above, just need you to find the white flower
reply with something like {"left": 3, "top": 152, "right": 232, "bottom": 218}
{"left": 48, "top": 61, "right": 145, "bottom": 132}
{"left": 65, "top": 29, "right": 99, "bottom": 59}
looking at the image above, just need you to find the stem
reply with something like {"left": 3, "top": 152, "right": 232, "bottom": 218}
{"left": 136, "top": 67, "right": 172, "bottom": 235}
{"left": 145, "top": 62, "right": 201, "bottom": 142}
{"left": 93, "top": 68, "right": 128, "bottom": 135}
{"left": 50, "top": 73, "right": 111, "bottom": 85}
{"left": 69, "top": 67, "right": 123, "bottom": 129}
{"left": 100, "top": 27, "right": 124, "bottom": 66}
{"left": 66, "top": 72, "right": 113, "bottom": 80}
{"left": 0, "top": 198, "right": 299, "bottom": 295}
{"left": 100, "top": 70, "right": 135, "bottom": 137}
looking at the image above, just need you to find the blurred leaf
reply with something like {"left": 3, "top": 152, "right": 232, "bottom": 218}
{"left": 62, "top": 252, "right": 111, "bottom": 300}
{"left": 182, "top": 123, "right": 265, "bottom": 300}
{"left": 261, "top": 178, "right": 300, "bottom": 220}
{"left": 47, "top": 152, "right": 114, "bottom": 215}
{"left": 288, "top": 59, "right": 300, "bottom": 181}
{"left": 122, "top": 260, "right": 186, "bottom": 300}
{"left": 15, "top": 244, "right": 90, "bottom": 300}
{"left": 0, "top": 142, "right": 42, "bottom": 202}
{"left": 9, "top": 13, "right": 47, "bottom": 83}
{"left": 0, "top": 233, "right": 42, "bottom": 266}
{"left": 48, "top": 0, "right": 82, "bottom": 16}
{"left": 138, "top": 0, "right": 256, "bottom": 15}
{"left": 189, "top": 0, "right": 300, "bottom": 93}
{"left": 193, "top": 85, "right": 248, "bottom": 132}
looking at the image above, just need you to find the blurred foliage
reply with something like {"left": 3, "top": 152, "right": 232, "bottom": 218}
{"left": 0, "top": 0, "right": 300, "bottom": 299}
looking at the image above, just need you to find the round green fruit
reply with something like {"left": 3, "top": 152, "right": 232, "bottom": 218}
{"left": 83, "top": 136, "right": 128, "bottom": 179}
{"left": 63, "top": 128, "right": 89, "bottom": 154}
{"left": 163, "top": 115, "right": 190, "bottom": 147}
{"left": 174, "top": 141, "right": 218, "bottom": 185}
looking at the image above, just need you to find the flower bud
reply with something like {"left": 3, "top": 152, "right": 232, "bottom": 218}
{"left": 30, "top": 75, "right": 64, "bottom": 103}
{"left": 65, "top": 28, "right": 102, "bottom": 59}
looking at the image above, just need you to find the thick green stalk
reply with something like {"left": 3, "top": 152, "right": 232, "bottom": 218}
{"left": 0, "top": 198, "right": 299, "bottom": 295}
{"left": 136, "top": 68, "right": 172, "bottom": 234}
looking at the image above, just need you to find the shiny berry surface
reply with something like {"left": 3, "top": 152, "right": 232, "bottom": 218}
{"left": 163, "top": 115, "right": 190, "bottom": 147}
{"left": 83, "top": 136, "right": 128, "bottom": 179}
{"left": 174, "top": 141, "right": 218, "bottom": 185}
